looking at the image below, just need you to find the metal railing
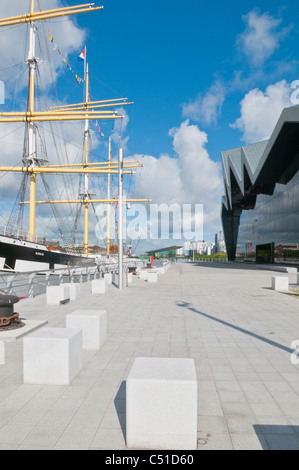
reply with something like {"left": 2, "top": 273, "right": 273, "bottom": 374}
{"left": 0, "top": 225, "right": 46, "bottom": 245}
{"left": 0, "top": 260, "right": 143, "bottom": 300}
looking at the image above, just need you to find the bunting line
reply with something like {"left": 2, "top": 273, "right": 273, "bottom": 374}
{"left": 95, "top": 120, "right": 105, "bottom": 137}
{"left": 48, "top": 29, "right": 84, "bottom": 84}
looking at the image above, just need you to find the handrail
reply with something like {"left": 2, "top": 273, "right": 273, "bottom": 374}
{"left": 0, "top": 259, "right": 144, "bottom": 299}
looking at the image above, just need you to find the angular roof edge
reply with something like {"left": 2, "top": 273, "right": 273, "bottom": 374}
{"left": 221, "top": 105, "right": 299, "bottom": 212}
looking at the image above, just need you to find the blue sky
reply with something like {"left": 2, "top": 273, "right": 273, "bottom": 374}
{"left": 0, "top": 0, "right": 299, "bottom": 252}
{"left": 81, "top": 0, "right": 299, "bottom": 156}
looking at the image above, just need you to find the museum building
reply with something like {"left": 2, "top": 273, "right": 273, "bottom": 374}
{"left": 221, "top": 105, "right": 299, "bottom": 264}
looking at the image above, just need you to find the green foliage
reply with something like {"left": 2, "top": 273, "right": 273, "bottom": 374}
{"left": 194, "top": 252, "right": 226, "bottom": 260}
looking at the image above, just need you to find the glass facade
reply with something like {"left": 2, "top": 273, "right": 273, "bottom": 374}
{"left": 236, "top": 170, "right": 299, "bottom": 264}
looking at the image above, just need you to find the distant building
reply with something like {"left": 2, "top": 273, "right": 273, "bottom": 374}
{"left": 145, "top": 246, "right": 182, "bottom": 260}
{"left": 221, "top": 105, "right": 299, "bottom": 263}
{"left": 88, "top": 245, "right": 107, "bottom": 255}
{"left": 214, "top": 231, "right": 226, "bottom": 253}
{"left": 186, "top": 240, "right": 217, "bottom": 256}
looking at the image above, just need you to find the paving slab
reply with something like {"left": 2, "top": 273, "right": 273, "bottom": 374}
{"left": 0, "top": 261, "right": 299, "bottom": 450}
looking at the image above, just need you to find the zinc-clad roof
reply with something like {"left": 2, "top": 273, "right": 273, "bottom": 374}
{"left": 221, "top": 105, "right": 299, "bottom": 212}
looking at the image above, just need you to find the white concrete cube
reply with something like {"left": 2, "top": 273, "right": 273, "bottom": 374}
{"left": 147, "top": 271, "right": 158, "bottom": 283}
{"left": 126, "top": 357, "right": 197, "bottom": 450}
{"left": 23, "top": 328, "right": 82, "bottom": 385}
{"left": 139, "top": 269, "right": 148, "bottom": 280}
{"left": 127, "top": 272, "right": 133, "bottom": 284}
{"left": 122, "top": 273, "right": 128, "bottom": 288}
{"left": 285, "top": 268, "right": 297, "bottom": 284}
{"left": 104, "top": 273, "right": 112, "bottom": 284}
{"left": 46, "top": 285, "right": 70, "bottom": 305}
{"left": 0, "top": 341, "right": 4, "bottom": 365}
{"left": 63, "top": 283, "right": 81, "bottom": 300}
{"left": 66, "top": 310, "right": 107, "bottom": 350}
{"left": 92, "top": 279, "right": 108, "bottom": 294}
{"left": 271, "top": 276, "right": 289, "bottom": 291}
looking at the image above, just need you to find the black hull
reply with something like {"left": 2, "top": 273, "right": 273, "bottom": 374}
{"left": 0, "top": 239, "right": 95, "bottom": 271}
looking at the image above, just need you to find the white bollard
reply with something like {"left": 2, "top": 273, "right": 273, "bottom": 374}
{"left": 46, "top": 285, "right": 70, "bottom": 305}
{"left": 66, "top": 310, "right": 107, "bottom": 350}
{"left": 91, "top": 279, "right": 108, "bottom": 294}
{"left": 104, "top": 273, "right": 113, "bottom": 285}
{"left": 147, "top": 271, "right": 158, "bottom": 283}
{"left": 126, "top": 357, "right": 197, "bottom": 450}
{"left": 139, "top": 270, "right": 148, "bottom": 281}
{"left": 62, "top": 283, "right": 81, "bottom": 301}
{"left": 0, "top": 341, "right": 5, "bottom": 365}
{"left": 23, "top": 328, "right": 82, "bottom": 385}
{"left": 271, "top": 276, "right": 289, "bottom": 291}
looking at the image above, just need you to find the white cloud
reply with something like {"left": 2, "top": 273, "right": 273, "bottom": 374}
{"left": 0, "top": 1, "right": 88, "bottom": 239}
{"left": 237, "top": 9, "right": 290, "bottom": 67}
{"left": 132, "top": 120, "right": 223, "bottom": 241}
{"left": 230, "top": 80, "right": 292, "bottom": 143}
{"left": 182, "top": 81, "right": 226, "bottom": 125}
{"left": 0, "top": 0, "right": 86, "bottom": 95}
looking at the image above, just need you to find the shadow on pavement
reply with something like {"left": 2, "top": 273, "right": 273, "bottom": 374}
{"left": 176, "top": 301, "right": 294, "bottom": 355}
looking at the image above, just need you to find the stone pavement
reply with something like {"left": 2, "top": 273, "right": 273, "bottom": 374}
{"left": 0, "top": 261, "right": 299, "bottom": 450}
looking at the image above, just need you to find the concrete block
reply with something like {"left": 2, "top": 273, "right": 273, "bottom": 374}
{"left": 66, "top": 310, "right": 107, "bottom": 350}
{"left": 63, "top": 283, "right": 81, "bottom": 300}
{"left": 139, "top": 269, "right": 148, "bottom": 280}
{"left": 127, "top": 272, "right": 133, "bottom": 284}
{"left": 46, "top": 285, "right": 70, "bottom": 305}
{"left": 272, "top": 276, "right": 289, "bottom": 291}
{"left": 23, "top": 328, "right": 82, "bottom": 385}
{"left": 126, "top": 357, "right": 197, "bottom": 450}
{"left": 0, "top": 341, "right": 4, "bottom": 365}
{"left": 92, "top": 279, "right": 108, "bottom": 294}
{"left": 147, "top": 271, "right": 158, "bottom": 283}
{"left": 285, "top": 268, "right": 297, "bottom": 284}
{"left": 104, "top": 273, "right": 112, "bottom": 284}
{"left": 122, "top": 273, "right": 128, "bottom": 288}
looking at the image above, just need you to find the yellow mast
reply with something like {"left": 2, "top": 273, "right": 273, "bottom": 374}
{"left": 0, "top": 3, "right": 149, "bottom": 255}
{"left": 107, "top": 137, "right": 112, "bottom": 255}
{"left": 21, "top": 199, "right": 150, "bottom": 205}
{"left": 0, "top": 2, "right": 109, "bottom": 245}
{"left": 0, "top": 4, "right": 103, "bottom": 27}
{"left": 28, "top": 0, "right": 36, "bottom": 240}
{"left": 84, "top": 56, "right": 90, "bottom": 256}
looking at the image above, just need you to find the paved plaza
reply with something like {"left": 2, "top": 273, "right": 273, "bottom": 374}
{"left": 0, "top": 261, "right": 299, "bottom": 450}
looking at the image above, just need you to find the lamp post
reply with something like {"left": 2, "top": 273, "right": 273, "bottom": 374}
{"left": 118, "top": 148, "right": 123, "bottom": 289}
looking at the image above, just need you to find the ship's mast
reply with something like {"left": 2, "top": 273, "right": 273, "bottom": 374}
{"left": 84, "top": 52, "right": 90, "bottom": 256}
{"left": 0, "top": 2, "right": 105, "bottom": 243}
{"left": 0, "top": 2, "right": 150, "bottom": 257}
{"left": 28, "top": 0, "right": 37, "bottom": 241}
{"left": 107, "top": 136, "right": 112, "bottom": 255}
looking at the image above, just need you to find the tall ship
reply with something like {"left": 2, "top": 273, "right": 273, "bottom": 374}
{"left": 0, "top": 1, "right": 145, "bottom": 272}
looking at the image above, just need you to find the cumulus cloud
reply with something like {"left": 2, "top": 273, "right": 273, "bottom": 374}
{"left": 230, "top": 80, "right": 292, "bottom": 143}
{"left": 237, "top": 9, "right": 290, "bottom": 67}
{"left": 132, "top": 120, "right": 223, "bottom": 241}
{"left": 0, "top": 1, "right": 88, "bottom": 240}
{"left": 182, "top": 81, "right": 226, "bottom": 126}
{"left": 0, "top": 0, "right": 86, "bottom": 96}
